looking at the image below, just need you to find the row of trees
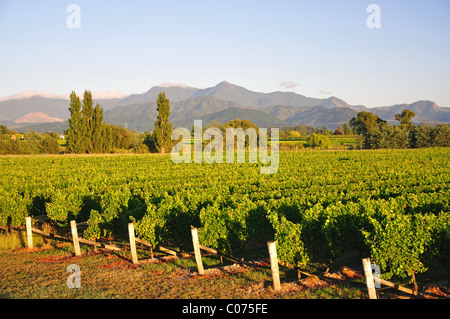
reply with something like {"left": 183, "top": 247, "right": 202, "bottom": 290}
{"left": 0, "top": 128, "right": 60, "bottom": 155}
{"left": 279, "top": 123, "right": 354, "bottom": 138}
{"left": 0, "top": 91, "right": 158, "bottom": 155}
{"left": 349, "top": 110, "right": 450, "bottom": 149}
{"left": 0, "top": 125, "right": 149, "bottom": 155}
{"left": 66, "top": 90, "right": 159, "bottom": 154}
{"left": 66, "top": 91, "right": 111, "bottom": 154}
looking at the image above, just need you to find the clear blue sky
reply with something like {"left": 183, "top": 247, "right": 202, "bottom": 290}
{"left": 0, "top": 0, "right": 449, "bottom": 107}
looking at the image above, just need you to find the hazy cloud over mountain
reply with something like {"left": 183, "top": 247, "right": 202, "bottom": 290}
{"left": 280, "top": 81, "right": 298, "bottom": 89}
{"left": 319, "top": 89, "right": 332, "bottom": 95}
{"left": 0, "top": 91, "right": 127, "bottom": 101}
{"left": 158, "top": 82, "right": 192, "bottom": 88}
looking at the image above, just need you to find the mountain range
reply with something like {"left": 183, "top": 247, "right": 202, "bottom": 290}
{"left": 1, "top": 81, "right": 449, "bottom": 134}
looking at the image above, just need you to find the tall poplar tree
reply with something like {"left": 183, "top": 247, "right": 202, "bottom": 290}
{"left": 81, "top": 91, "right": 95, "bottom": 153}
{"left": 92, "top": 104, "right": 108, "bottom": 153}
{"left": 67, "top": 91, "right": 85, "bottom": 153}
{"left": 154, "top": 92, "right": 172, "bottom": 154}
{"left": 67, "top": 90, "right": 109, "bottom": 154}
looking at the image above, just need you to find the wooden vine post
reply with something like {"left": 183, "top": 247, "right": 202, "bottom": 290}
{"left": 191, "top": 227, "right": 204, "bottom": 275}
{"left": 25, "top": 216, "right": 33, "bottom": 249}
{"left": 267, "top": 240, "right": 281, "bottom": 292}
{"left": 128, "top": 223, "right": 139, "bottom": 264}
{"left": 70, "top": 220, "right": 81, "bottom": 257}
{"left": 362, "top": 258, "right": 377, "bottom": 299}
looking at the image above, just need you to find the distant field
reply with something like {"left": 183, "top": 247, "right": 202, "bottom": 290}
{"left": 189, "top": 135, "right": 359, "bottom": 149}
{"left": 277, "top": 135, "right": 359, "bottom": 148}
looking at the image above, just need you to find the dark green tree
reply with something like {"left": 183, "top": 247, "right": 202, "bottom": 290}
{"left": 81, "top": 91, "right": 95, "bottom": 153}
{"left": 409, "top": 123, "right": 450, "bottom": 148}
{"left": 142, "top": 132, "right": 157, "bottom": 152}
{"left": 349, "top": 111, "right": 384, "bottom": 136}
{"left": 0, "top": 125, "right": 9, "bottom": 135}
{"left": 40, "top": 135, "right": 60, "bottom": 154}
{"left": 102, "top": 124, "right": 114, "bottom": 152}
{"left": 66, "top": 91, "right": 85, "bottom": 153}
{"left": 395, "top": 109, "right": 416, "bottom": 127}
{"left": 364, "top": 122, "right": 409, "bottom": 149}
{"left": 22, "top": 131, "right": 43, "bottom": 154}
{"left": 342, "top": 123, "right": 352, "bottom": 135}
{"left": 91, "top": 104, "right": 109, "bottom": 153}
{"left": 434, "top": 124, "right": 450, "bottom": 147}
{"left": 67, "top": 91, "right": 109, "bottom": 154}
{"left": 153, "top": 92, "right": 172, "bottom": 154}
{"left": 0, "top": 139, "right": 9, "bottom": 155}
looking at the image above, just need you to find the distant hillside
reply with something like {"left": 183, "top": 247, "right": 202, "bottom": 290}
{"left": 190, "top": 81, "right": 325, "bottom": 108}
{"left": 171, "top": 96, "right": 245, "bottom": 123}
{"left": 0, "top": 96, "right": 70, "bottom": 121}
{"left": 104, "top": 96, "right": 265, "bottom": 132}
{"left": 118, "top": 85, "right": 201, "bottom": 106}
{"left": 261, "top": 105, "right": 305, "bottom": 121}
{"left": 14, "top": 111, "right": 63, "bottom": 123}
{"left": 182, "top": 107, "right": 288, "bottom": 128}
{"left": 191, "top": 81, "right": 265, "bottom": 107}
{"left": 2, "top": 81, "right": 450, "bottom": 134}
{"left": 261, "top": 105, "right": 357, "bottom": 128}
{"left": 100, "top": 88, "right": 450, "bottom": 132}
{"left": 104, "top": 103, "right": 158, "bottom": 132}
{"left": 0, "top": 95, "right": 122, "bottom": 122}
{"left": 288, "top": 106, "right": 357, "bottom": 127}
{"left": 9, "top": 122, "right": 68, "bottom": 134}
{"left": 372, "top": 101, "right": 450, "bottom": 123}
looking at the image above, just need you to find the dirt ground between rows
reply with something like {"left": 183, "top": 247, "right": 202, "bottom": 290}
{"left": 18, "top": 245, "right": 449, "bottom": 300}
